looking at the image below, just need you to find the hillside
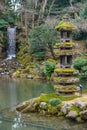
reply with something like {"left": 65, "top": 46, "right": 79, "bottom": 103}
{"left": 0, "top": 0, "right": 87, "bottom": 79}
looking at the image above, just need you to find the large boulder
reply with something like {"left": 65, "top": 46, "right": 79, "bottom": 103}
{"left": 12, "top": 71, "right": 20, "bottom": 78}
{"left": 61, "top": 103, "right": 72, "bottom": 115}
{"left": 16, "top": 100, "right": 30, "bottom": 111}
{"left": 66, "top": 110, "right": 78, "bottom": 119}
{"left": 21, "top": 99, "right": 36, "bottom": 113}
{"left": 26, "top": 75, "right": 33, "bottom": 79}
{"left": 80, "top": 110, "right": 87, "bottom": 120}
{"left": 40, "top": 102, "right": 48, "bottom": 110}
{"left": 74, "top": 100, "right": 86, "bottom": 110}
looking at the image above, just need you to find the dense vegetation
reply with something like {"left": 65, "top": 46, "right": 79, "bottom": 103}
{"left": 0, "top": 0, "right": 87, "bottom": 79}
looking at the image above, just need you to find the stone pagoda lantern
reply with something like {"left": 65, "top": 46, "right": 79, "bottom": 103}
{"left": 54, "top": 15, "right": 79, "bottom": 95}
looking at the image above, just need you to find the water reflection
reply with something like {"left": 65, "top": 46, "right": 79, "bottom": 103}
{"left": 0, "top": 79, "right": 54, "bottom": 110}
{"left": 12, "top": 112, "right": 23, "bottom": 129}
{"left": 9, "top": 81, "right": 17, "bottom": 107}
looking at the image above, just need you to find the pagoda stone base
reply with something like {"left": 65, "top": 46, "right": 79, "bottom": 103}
{"left": 54, "top": 80, "right": 79, "bottom": 96}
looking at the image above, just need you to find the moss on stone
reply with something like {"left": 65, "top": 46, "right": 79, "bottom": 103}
{"left": 69, "top": 105, "right": 81, "bottom": 114}
{"left": 39, "top": 93, "right": 78, "bottom": 102}
{"left": 76, "top": 117, "right": 84, "bottom": 123}
{"left": 55, "top": 68, "right": 76, "bottom": 73}
{"left": 55, "top": 19, "right": 75, "bottom": 31}
{"left": 48, "top": 105, "right": 57, "bottom": 115}
{"left": 58, "top": 111, "right": 64, "bottom": 116}
{"left": 56, "top": 42, "right": 74, "bottom": 47}
{"left": 55, "top": 42, "right": 61, "bottom": 47}
{"left": 54, "top": 85, "right": 78, "bottom": 91}
{"left": 60, "top": 50, "right": 74, "bottom": 55}
{"left": 47, "top": 58, "right": 56, "bottom": 63}
{"left": 54, "top": 77, "right": 79, "bottom": 84}
{"left": 39, "top": 93, "right": 59, "bottom": 103}
{"left": 64, "top": 42, "right": 74, "bottom": 46}
{"left": 16, "top": 100, "right": 30, "bottom": 111}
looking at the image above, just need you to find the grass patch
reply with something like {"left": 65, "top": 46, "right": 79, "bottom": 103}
{"left": 39, "top": 93, "right": 78, "bottom": 102}
{"left": 83, "top": 90, "right": 87, "bottom": 93}
{"left": 69, "top": 105, "right": 81, "bottom": 114}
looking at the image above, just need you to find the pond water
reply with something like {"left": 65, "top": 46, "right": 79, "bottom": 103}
{"left": 0, "top": 79, "right": 54, "bottom": 110}
{"left": 0, "top": 79, "right": 55, "bottom": 130}
{"left": 0, "top": 79, "right": 87, "bottom": 130}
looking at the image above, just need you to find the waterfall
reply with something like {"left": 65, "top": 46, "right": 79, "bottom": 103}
{"left": 7, "top": 27, "right": 16, "bottom": 59}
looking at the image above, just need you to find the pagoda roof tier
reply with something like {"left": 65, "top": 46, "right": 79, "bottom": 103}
{"left": 54, "top": 85, "right": 78, "bottom": 94}
{"left": 55, "top": 19, "right": 76, "bottom": 31}
{"left": 53, "top": 77, "right": 79, "bottom": 84}
{"left": 56, "top": 42, "right": 75, "bottom": 48}
{"left": 54, "top": 68, "right": 79, "bottom": 75}
{"left": 54, "top": 49, "right": 75, "bottom": 56}
{"left": 54, "top": 48, "right": 76, "bottom": 56}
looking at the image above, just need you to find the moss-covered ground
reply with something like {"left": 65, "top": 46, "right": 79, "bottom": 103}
{"left": 39, "top": 93, "right": 79, "bottom": 102}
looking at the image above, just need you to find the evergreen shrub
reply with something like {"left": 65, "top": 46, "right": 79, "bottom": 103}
{"left": 0, "top": 19, "right": 8, "bottom": 29}
{"left": 73, "top": 58, "right": 87, "bottom": 79}
{"left": 44, "top": 60, "right": 56, "bottom": 79}
{"left": 32, "top": 51, "right": 46, "bottom": 61}
{"left": 73, "top": 58, "right": 87, "bottom": 71}
{"left": 49, "top": 98, "right": 62, "bottom": 107}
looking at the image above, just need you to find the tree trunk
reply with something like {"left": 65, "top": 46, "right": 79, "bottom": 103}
{"left": 32, "top": 11, "right": 35, "bottom": 28}
{"left": 69, "top": 0, "right": 73, "bottom": 7}
{"left": 24, "top": 0, "right": 29, "bottom": 41}
{"left": 35, "top": 0, "right": 38, "bottom": 8}
{"left": 48, "top": 43, "right": 56, "bottom": 59}
{"left": 38, "top": 0, "right": 47, "bottom": 24}
{"left": 32, "top": 0, "right": 39, "bottom": 28}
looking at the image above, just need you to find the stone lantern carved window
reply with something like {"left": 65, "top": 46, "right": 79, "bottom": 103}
{"left": 67, "top": 55, "right": 72, "bottom": 64}
{"left": 60, "top": 31, "right": 72, "bottom": 42}
{"left": 67, "top": 32, "right": 71, "bottom": 38}
{"left": 61, "top": 31, "right": 63, "bottom": 38}
{"left": 60, "top": 55, "right": 72, "bottom": 68}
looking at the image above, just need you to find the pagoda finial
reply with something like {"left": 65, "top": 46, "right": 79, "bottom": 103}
{"left": 55, "top": 14, "right": 75, "bottom": 31}
{"left": 63, "top": 14, "right": 70, "bottom": 23}
{"left": 63, "top": 14, "right": 69, "bottom": 20}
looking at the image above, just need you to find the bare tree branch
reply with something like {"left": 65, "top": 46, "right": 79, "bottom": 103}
{"left": 47, "top": 0, "right": 56, "bottom": 17}
{"left": 38, "top": 0, "right": 48, "bottom": 24}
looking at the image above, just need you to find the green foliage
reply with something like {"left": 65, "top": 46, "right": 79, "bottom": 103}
{"left": 79, "top": 71, "right": 87, "bottom": 79}
{"left": 39, "top": 93, "right": 78, "bottom": 102}
{"left": 73, "top": 58, "right": 87, "bottom": 79}
{"left": 71, "top": 0, "right": 86, "bottom": 3}
{"left": 73, "top": 58, "right": 87, "bottom": 70}
{"left": 35, "top": 63, "right": 45, "bottom": 77}
{"left": 82, "top": 65, "right": 87, "bottom": 72}
{"left": 0, "top": 19, "right": 8, "bottom": 28}
{"left": 32, "top": 51, "right": 46, "bottom": 61}
{"left": 49, "top": 98, "right": 62, "bottom": 107}
{"left": 80, "top": 3, "right": 87, "bottom": 19}
{"left": 69, "top": 105, "right": 81, "bottom": 114}
{"left": 29, "top": 25, "right": 46, "bottom": 57}
{"left": 40, "top": 93, "right": 60, "bottom": 103}
{"left": 45, "top": 0, "right": 70, "bottom": 17}
{"left": 0, "top": 0, "right": 19, "bottom": 27}
{"left": 29, "top": 24, "right": 58, "bottom": 60}
{"left": 44, "top": 60, "right": 56, "bottom": 79}
{"left": 73, "top": 31, "right": 87, "bottom": 40}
